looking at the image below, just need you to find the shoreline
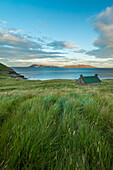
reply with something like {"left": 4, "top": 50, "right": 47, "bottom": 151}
{"left": 9, "top": 72, "right": 27, "bottom": 80}
{"left": 11, "top": 77, "right": 113, "bottom": 81}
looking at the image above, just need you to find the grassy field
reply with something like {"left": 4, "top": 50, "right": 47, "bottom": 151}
{"left": 0, "top": 76, "right": 113, "bottom": 169}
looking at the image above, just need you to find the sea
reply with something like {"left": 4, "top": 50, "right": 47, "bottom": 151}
{"left": 12, "top": 67, "right": 113, "bottom": 80}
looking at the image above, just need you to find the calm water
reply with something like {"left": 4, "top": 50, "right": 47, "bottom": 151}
{"left": 12, "top": 67, "right": 113, "bottom": 80}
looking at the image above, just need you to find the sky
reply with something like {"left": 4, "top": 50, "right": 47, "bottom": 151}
{"left": 0, "top": 0, "right": 113, "bottom": 67}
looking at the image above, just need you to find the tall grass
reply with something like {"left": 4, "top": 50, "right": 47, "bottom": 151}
{"left": 0, "top": 78, "right": 113, "bottom": 169}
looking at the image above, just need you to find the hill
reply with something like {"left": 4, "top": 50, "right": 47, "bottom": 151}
{"left": 0, "top": 63, "right": 16, "bottom": 74}
{"left": 0, "top": 63, "right": 26, "bottom": 79}
{"left": 28, "top": 64, "right": 97, "bottom": 68}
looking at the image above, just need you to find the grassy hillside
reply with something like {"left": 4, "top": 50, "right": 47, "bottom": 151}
{"left": 0, "top": 75, "right": 113, "bottom": 169}
{"left": 0, "top": 63, "right": 15, "bottom": 76}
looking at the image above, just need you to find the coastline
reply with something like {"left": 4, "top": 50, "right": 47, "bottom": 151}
{"left": 9, "top": 72, "right": 27, "bottom": 79}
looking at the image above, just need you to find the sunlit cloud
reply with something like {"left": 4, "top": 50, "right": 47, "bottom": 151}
{"left": 0, "top": 21, "right": 82, "bottom": 66}
{"left": 0, "top": 30, "right": 43, "bottom": 49}
{"left": 8, "top": 29, "right": 22, "bottom": 34}
{"left": 86, "top": 6, "right": 113, "bottom": 58}
{"left": 0, "top": 26, "right": 72, "bottom": 66}
{"left": 47, "top": 40, "right": 79, "bottom": 50}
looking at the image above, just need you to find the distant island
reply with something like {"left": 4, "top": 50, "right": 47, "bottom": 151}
{"left": 29, "top": 64, "right": 59, "bottom": 68}
{"left": 28, "top": 64, "right": 97, "bottom": 68}
{"left": 62, "top": 65, "right": 97, "bottom": 68}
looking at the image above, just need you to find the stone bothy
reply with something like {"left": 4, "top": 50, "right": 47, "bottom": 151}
{"left": 76, "top": 74, "right": 102, "bottom": 86}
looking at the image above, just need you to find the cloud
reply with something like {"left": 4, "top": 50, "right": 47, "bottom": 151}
{"left": 0, "top": 23, "right": 81, "bottom": 66}
{"left": 0, "top": 30, "right": 42, "bottom": 49}
{"left": 87, "top": 6, "right": 113, "bottom": 58}
{"left": 84, "top": 59, "right": 113, "bottom": 67}
{"left": 73, "top": 49, "right": 86, "bottom": 53}
{"left": 3, "top": 21, "right": 7, "bottom": 24}
{"left": 0, "top": 45, "right": 64, "bottom": 61}
{"left": 8, "top": 29, "right": 22, "bottom": 34}
{"left": 0, "top": 27, "right": 69, "bottom": 66}
{"left": 16, "top": 57, "right": 78, "bottom": 67}
{"left": 0, "top": 46, "right": 62, "bottom": 55}
{"left": 47, "top": 40, "right": 79, "bottom": 50}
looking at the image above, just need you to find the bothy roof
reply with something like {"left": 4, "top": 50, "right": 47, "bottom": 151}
{"left": 82, "top": 76, "right": 101, "bottom": 84}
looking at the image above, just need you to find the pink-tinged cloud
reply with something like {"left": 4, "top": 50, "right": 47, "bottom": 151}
{"left": 8, "top": 29, "right": 22, "bottom": 34}
{"left": 47, "top": 40, "right": 79, "bottom": 50}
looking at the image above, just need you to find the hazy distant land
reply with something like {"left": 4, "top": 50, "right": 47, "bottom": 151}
{"left": 28, "top": 64, "right": 97, "bottom": 68}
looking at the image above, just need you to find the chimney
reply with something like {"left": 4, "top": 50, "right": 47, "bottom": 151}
{"left": 95, "top": 74, "right": 98, "bottom": 77}
{"left": 80, "top": 74, "right": 83, "bottom": 78}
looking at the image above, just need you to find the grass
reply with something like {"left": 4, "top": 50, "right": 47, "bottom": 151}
{"left": 0, "top": 76, "right": 113, "bottom": 169}
{"left": 0, "top": 63, "right": 15, "bottom": 76}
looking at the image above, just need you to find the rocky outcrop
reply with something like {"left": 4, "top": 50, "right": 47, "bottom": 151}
{"left": 9, "top": 72, "right": 27, "bottom": 79}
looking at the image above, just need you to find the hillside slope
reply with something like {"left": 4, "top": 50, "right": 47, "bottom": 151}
{"left": 0, "top": 63, "right": 16, "bottom": 75}
{"left": 0, "top": 63, "right": 25, "bottom": 79}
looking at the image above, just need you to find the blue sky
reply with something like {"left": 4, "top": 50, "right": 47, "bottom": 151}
{"left": 0, "top": 0, "right": 113, "bottom": 67}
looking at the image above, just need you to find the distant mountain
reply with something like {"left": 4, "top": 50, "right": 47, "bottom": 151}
{"left": 29, "top": 64, "right": 59, "bottom": 68}
{"left": 62, "top": 65, "right": 97, "bottom": 68}
{"left": 29, "top": 64, "right": 97, "bottom": 68}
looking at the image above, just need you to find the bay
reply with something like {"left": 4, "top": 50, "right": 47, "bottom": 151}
{"left": 12, "top": 67, "right": 113, "bottom": 80}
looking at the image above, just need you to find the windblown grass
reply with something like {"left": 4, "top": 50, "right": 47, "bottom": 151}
{"left": 0, "top": 77, "right": 113, "bottom": 169}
